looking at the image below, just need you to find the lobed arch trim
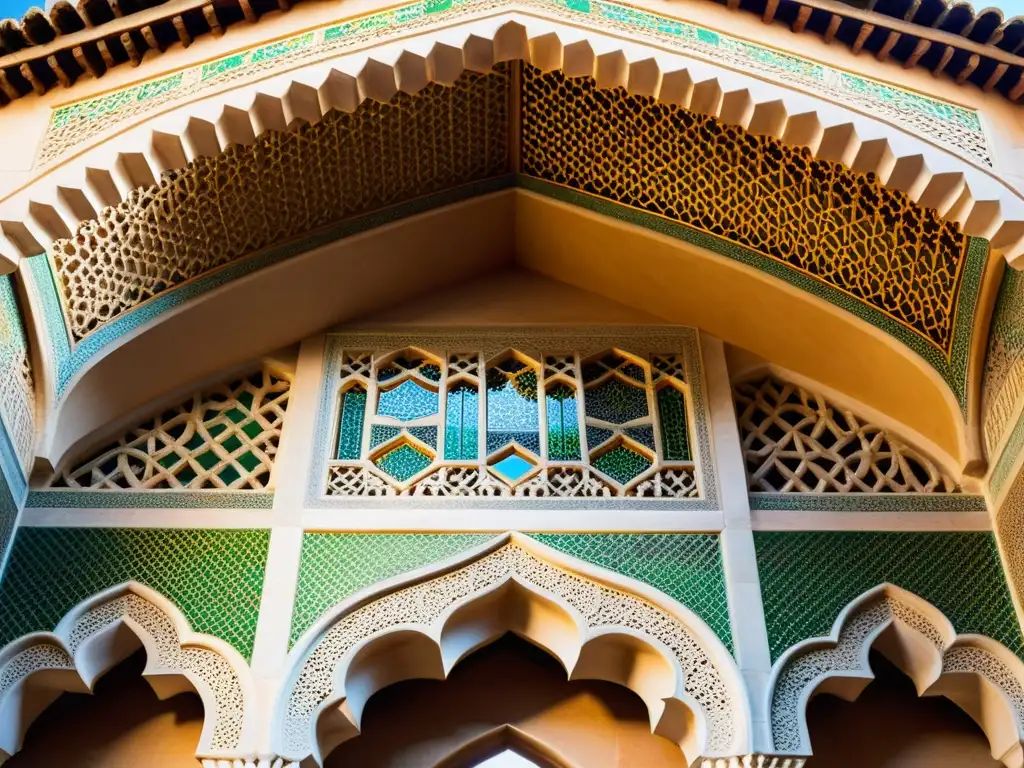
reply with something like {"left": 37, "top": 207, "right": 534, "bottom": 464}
{"left": 0, "top": 581, "right": 259, "bottom": 763}
{"left": 273, "top": 531, "right": 751, "bottom": 765}
{"left": 766, "top": 583, "right": 1024, "bottom": 767}
{"left": 1, "top": 14, "right": 1023, "bottom": 273}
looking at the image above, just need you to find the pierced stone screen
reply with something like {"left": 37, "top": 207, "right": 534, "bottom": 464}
{"left": 322, "top": 332, "right": 705, "bottom": 500}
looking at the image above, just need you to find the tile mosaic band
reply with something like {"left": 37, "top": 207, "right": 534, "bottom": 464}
{"left": 39, "top": 0, "right": 989, "bottom": 168}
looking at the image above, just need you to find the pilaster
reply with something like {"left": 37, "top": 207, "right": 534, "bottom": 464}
{"left": 250, "top": 334, "right": 326, "bottom": 689}
{"left": 699, "top": 332, "right": 773, "bottom": 753}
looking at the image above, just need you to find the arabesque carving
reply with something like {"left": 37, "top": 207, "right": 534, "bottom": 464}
{"left": 49, "top": 67, "right": 510, "bottom": 341}
{"left": 277, "top": 535, "right": 747, "bottom": 763}
{"left": 522, "top": 66, "right": 970, "bottom": 355}
{"left": 0, "top": 583, "right": 256, "bottom": 761}
{"left": 769, "top": 585, "right": 1024, "bottom": 764}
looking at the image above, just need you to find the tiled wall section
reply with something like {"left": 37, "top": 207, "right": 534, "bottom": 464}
{"left": 0, "top": 528, "right": 270, "bottom": 659}
{"left": 754, "top": 531, "right": 1023, "bottom": 662}
{"left": 985, "top": 268, "right": 1024, "bottom": 497}
{"left": 291, "top": 533, "right": 732, "bottom": 651}
{"left": 0, "top": 275, "right": 35, "bottom": 572}
{"left": 0, "top": 475, "right": 17, "bottom": 574}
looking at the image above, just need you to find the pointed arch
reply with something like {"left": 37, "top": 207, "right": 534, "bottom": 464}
{"left": 0, "top": 581, "right": 258, "bottom": 762}
{"left": 767, "top": 584, "right": 1024, "bottom": 767}
{"left": 273, "top": 532, "right": 750, "bottom": 766}
{"left": 434, "top": 725, "right": 574, "bottom": 768}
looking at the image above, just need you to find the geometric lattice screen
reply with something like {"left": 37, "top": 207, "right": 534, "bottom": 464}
{"left": 49, "top": 367, "right": 290, "bottom": 490}
{"left": 734, "top": 375, "right": 957, "bottom": 493}
{"left": 325, "top": 337, "right": 702, "bottom": 499}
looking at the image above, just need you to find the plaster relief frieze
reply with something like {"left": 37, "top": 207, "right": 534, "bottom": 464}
{"left": 37, "top": 0, "right": 990, "bottom": 169}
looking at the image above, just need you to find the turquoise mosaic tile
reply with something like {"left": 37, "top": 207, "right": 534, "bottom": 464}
{"left": 290, "top": 533, "right": 732, "bottom": 653}
{"left": 0, "top": 528, "right": 270, "bottom": 659}
{"left": 533, "top": 533, "right": 732, "bottom": 652}
{"left": 754, "top": 531, "right": 1023, "bottom": 662}
{"left": 291, "top": 533, "right": 494, "bottom": 644}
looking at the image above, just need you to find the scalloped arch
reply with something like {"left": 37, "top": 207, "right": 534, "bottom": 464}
{"left": 0, "top": 581, "right": 258, "bottom": 762}
{"left": 2, "top": 14, "right": 1023, "bottom": 273}
{"left": 274, "top": 532, "right": 750, "bottom": 765}
{"left": 767, "top": 583, "right": 1024, "bottom": 767}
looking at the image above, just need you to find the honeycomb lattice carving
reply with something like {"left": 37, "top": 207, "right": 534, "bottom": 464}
{"left": 50, "top": 68, "right": 510, "bottom": 342}
{"left": 521, "top": 66, "right": 969, "bottom": 354}
{"left": 282, "top": 543, "right": 737, "bottom": 758}
{"left": 50, "top": 367, "right": 290, "bottom": 490}
{"left": 734, "top": 375, "right": 957, "bottom": 493}
{"left": 770, "top": 593, "right": 1024, "bottom": 754}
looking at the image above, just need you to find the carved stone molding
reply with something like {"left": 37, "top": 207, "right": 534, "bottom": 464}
{"left": 4, "top": 11, "right": 1021, "bottom": 277}
{"left": 275, "top": 533, "right": 749, "bottom": 764}
{"left": 200, "top": 760, "right": 299, "bottom": 768}
{"left": 767, "top": 584, "right": 1024, "bottom": 765}
{"left": 0, "top": 582, "right": 258, "bottom": 762}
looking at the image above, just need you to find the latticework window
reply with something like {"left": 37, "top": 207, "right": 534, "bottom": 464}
{"left": 326, "top": 345, "right": 699, "bottom": 499}
{"left": 734, "top": 375, "right": 957, "bottom": 494}
{"left": 49, "top": 367, "right": 290, "bottom": 490}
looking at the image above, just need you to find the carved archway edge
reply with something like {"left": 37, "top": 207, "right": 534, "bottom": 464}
{"left": 767, "top": 583, "right": 1024, "bottom": 767}
{"left": 274, "top": 531, "right": 753, "bottom": 765}
{"left": 6, "top": 541, "right": 1018, "bottom": 767}
{"left": 0, "top": 581, "right": 258, "bottom": 763}
{"left": 2, "top": 12, "right": 1022, "bottom": 273}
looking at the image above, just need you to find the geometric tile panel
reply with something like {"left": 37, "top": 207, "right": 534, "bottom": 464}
{"left": 754, "top": 531, "right": 1023, "bottom": 662}
{"left": 291, "top": 533, "right": 732, "bottom": 653}
{"left": 0, "top": 528, "right": 270, "bottom": 659}
{"left": 290, "top": 533, "right": 494, "bottom": 645}
{"left": 531, "top": 533, "right": 732, "bottom": 652}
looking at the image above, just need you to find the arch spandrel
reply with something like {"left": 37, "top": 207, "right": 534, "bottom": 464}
{"left": 767, "top": 584, "right": 1024, "bottom": 768}
{"left": 274, "top": 532, "right": 751, "bottom": 766}
{"left": 0, "top": 581, "right": 259, "bottom": 763}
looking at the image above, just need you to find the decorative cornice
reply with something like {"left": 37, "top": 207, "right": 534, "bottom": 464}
{"left": 0, "top": 0, "right": 1019, "bottom": 106}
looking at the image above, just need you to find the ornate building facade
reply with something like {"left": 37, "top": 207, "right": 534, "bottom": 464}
{"left": 0, "top": 0, "right": 1022, "bottom": 765}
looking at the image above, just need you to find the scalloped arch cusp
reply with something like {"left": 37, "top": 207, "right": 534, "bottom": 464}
{"left": 767, "top": 584, "right": 1024, "bottom": 766}
{"left": 275, "top": 534, "right": 749, "bottom": 765}
{"left": 0, "top": 582, "right": 258, "bottom": 761}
